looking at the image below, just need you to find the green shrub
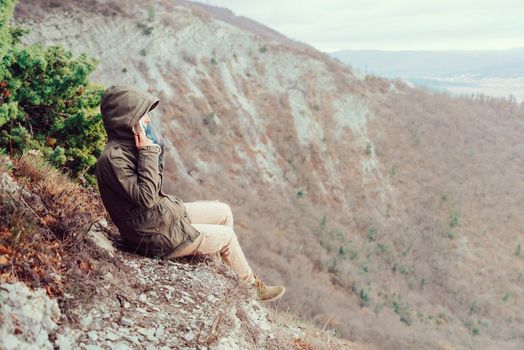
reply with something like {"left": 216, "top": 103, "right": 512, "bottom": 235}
{"left": 368, "top": 226, "right": 377, "bottom": 241}
{"left": 365, "top": 142, "right": 372, "bottom": 155}
{"left": 319, "top": 215, "right": 327, "bottom": 230}
{"left": 359, "top": 288, "right": 370, "bottom": 306}
{"left": 390, "top": 164, "right": 397, "bottom": 176}
{"left": 392, "top": 299, "right": 413, "bottom": 326}
{"left": 328, "top": 256, "right": 338, "bottom": 273}
{"left": 378, "top": 243, "right": 389, "bottom": 254}
{"left": 470, "top": 300, "right": 478, "bottom": 315}
{"left": 0, "top": 1, "right": 105, "bottom": 186}
{"left": 449, "top": 210, "right": 460, "bottom": 227}
{"left": 0, "top": 0, "right": 17, "bottom": 56}
{"left": 137, "top": 22, "right": 154, "bottom": 35}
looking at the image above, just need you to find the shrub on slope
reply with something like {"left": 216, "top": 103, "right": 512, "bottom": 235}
{"left": 0, "top": 0, "right": 106, "bottom": 186}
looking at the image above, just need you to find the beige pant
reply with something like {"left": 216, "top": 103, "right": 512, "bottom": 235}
{"left": 174, "top": 200, "right": 255, "bottom": 285}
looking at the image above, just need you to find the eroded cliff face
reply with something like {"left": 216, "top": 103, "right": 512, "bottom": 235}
{"left": 14, "top": 1, "right": 524, "bottom": 349}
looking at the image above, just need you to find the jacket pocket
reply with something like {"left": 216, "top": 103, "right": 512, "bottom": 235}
{"left": 117, "top": 205, "right": 176, "bottom": 258}
{"left": 166, "top": 195, "right": 188, "bottom": 219}
{"left": 134, "top": 205, "right": 171, "bottom": 236}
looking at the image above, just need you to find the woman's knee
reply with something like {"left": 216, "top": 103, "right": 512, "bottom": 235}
{"left": 223, "top": 227, "right": 236, "bottom": 243}
{"left": 189, "top": 224, "right": 236, "bottom": 255}
{"left": 216, "top": 202, "right": 234, "bottom": 227}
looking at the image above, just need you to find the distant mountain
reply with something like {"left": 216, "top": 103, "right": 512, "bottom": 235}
{"left": 330, "top": 47, "right": 524, "bottom": 78}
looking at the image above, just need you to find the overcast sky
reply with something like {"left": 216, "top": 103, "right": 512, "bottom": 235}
{"left": 201, "top": 0, "right": 524, "bottom": 52}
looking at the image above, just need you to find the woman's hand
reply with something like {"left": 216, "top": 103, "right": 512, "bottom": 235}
{"left": 134, "top": 119, "right": 154, "bottom": 150}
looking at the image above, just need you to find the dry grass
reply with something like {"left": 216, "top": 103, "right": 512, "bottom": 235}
{"left": 0, "top": 154, "right": 66, "bottom": 297}
{"left": 1, "top": 151, "right": 110, "bottom": 319}
{"left": 269, "top": 310, "right": 356, "bottom": 350}
{"left": 14, "top": 152, "right": 106, "bottom": 240}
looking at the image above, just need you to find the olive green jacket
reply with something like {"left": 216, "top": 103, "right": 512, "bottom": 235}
{"left": 95, "top": 85, "right": 200, "bottom": 259}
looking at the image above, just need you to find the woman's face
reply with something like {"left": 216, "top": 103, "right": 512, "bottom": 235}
{"left": 140, "top": 112, "right": 151, "bottom": 125}
{"left": 133, "top": 112, "right": 152, "bottom": 136}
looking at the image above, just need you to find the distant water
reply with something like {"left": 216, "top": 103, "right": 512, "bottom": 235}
{"left": 330, "top": 48, "right": 524, "bottom": 103}
{"left": 408, "top": 75, "right": 524, "bottom": 102}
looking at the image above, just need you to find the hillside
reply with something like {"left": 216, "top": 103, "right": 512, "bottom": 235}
{"left": 9, "top": 1, "right": 524, "bottom": 349}
{"left": 0, "top": 153, "right": 356, "bottom": 349}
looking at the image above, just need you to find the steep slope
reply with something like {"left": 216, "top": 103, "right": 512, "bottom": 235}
{"left": 13, "top": 1, "right": 524, "bottom": 349}
{"left": 0, "top": 154, "right": 356, "bottom": 350}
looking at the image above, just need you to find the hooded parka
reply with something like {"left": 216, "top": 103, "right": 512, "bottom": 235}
{"left": 95, "top": 85, "right": 201, "bottom": 259}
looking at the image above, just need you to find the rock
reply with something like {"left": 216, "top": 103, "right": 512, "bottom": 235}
{"left": 0, "top": 172, "right": 26, "bottom": 195}
{"left": 211, "top": 337, "right": 240, "bottom": 350}
{"left": 138, "top": 293, "right": 147, "bottom": 303}
{"left": 81, "top": 313, "right": 93, "bottom": 327}
{"left": 0, "top": 282, "right": 72, "bottom": 350}
{"left": 156, "top": 311, "right": 167, "bottom": 320}
{"left": 84, "top": 345, "right": 103, "bottom": 350}
{"left": 2, "top": 334, "right": 19, "bottom": 350}
{"left": 184, "top": 332, "right": 195, "bottom": 342}
{"left": 145, "top": 327, "right": 157, "bottom": 342}
{"left": 122, "top": 335, "right": 140, "bottom": 345}
{"left": 87, "top": 331, "right": 98, "bottom": 341}
{"left": 120, "top": 317, "right": 133, "bottom": 327}
{"left": 55, "top": 332, "right": 75, "bottom": 350}
{"left": 113, "top": 343, "right": 132, "bottom": 350}
{"left": 207, "top": 294, "right": 218, "bottom": 303}
{"left": 87, "top": 219, "right": 115, "bottom": 257}
{"left": 155, "top": 325, "right": 165, "bottom": 338}
{"left": 104, "top": 331, "right": 120, "bottom": 341}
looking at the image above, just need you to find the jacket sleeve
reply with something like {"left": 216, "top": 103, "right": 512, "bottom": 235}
{"left": 107, "top": 144, "right": 162, "bottom": 209}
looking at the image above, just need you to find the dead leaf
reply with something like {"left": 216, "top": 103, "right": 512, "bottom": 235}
{"left": 0, "top": 272, "right": 12, "bottom": 282}
{"left": 0, "top": 255, "right": 9, "bottom": 265}
{"left": 0, "top": 244, "right": 12, "bottom": 255}
{"left": 78, "top": 260, "right": 92, "bottom": 272}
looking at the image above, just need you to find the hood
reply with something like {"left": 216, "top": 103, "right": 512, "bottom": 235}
{"left": 100, "top": 85, "right": 160, "bottom": 142}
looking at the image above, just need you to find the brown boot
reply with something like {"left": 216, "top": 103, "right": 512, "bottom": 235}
{"left": 251, "top": 275, "right": 285, "bottom": 302}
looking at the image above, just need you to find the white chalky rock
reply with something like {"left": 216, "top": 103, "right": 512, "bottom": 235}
{"left": 0, "top": 282, "right": 75, "bottom": 350}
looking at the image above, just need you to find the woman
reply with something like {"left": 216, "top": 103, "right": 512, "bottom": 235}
{"left": 95, "top": 84, "right": 285, "bottom": 302}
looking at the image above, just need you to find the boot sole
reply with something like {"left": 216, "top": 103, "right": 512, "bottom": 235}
{"left": 260, "top": 287, "right": 286, "bottom": 302}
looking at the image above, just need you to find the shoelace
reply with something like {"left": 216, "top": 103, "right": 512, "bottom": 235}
{"left": 254, "top": 276, "right": 266, "bottom": 297}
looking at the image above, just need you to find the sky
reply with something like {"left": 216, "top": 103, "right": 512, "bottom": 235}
{"left": 201, "top": 0, "right": 524, "bottom": 52}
